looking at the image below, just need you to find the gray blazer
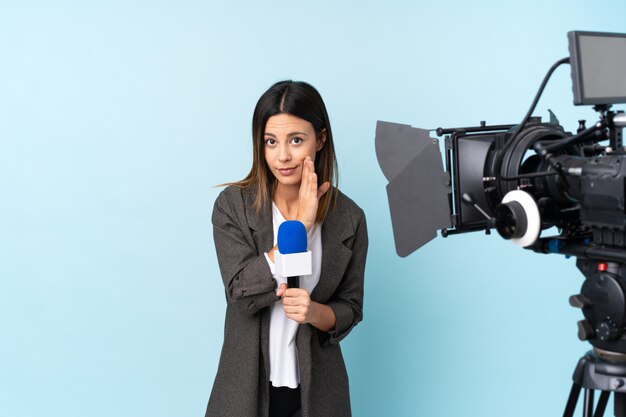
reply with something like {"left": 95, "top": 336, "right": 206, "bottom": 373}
{"left": 205, "top": 185, "right": 368, "bottom": 417}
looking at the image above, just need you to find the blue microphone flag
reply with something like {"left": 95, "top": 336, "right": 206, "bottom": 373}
{"left": 277, "top": 221, "right": 307, "bottom": 254}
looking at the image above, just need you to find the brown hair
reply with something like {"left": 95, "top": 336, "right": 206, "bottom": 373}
{"left": 226, "top": 80, "right": 338, "bottom": 223}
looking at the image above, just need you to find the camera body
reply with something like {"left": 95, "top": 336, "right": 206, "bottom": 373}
{"left": 439, "top": 114, "right": 626, "bottom": 354}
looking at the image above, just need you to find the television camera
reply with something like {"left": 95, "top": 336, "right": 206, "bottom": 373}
{"left": 376, "top": 31, "right": 626, "bottom": 417}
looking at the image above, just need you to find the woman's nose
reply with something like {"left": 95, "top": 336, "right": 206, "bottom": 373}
{"left": 278, "top": 145, "right": 291, "bottom": 162}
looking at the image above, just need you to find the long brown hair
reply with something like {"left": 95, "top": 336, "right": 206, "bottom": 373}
{"left": 227, "top": 80, "right": 338, "bottom": 223}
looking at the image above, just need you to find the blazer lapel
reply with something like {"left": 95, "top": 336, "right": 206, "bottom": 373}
{"left": 312, "top": 199, "right": 354, "bottom": 302}
{"left": 243, "top": 187, "right": 274, "bottom": 254}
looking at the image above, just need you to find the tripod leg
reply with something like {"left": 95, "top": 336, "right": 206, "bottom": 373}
{"left": 584, "top": 389, "right": 595, "bottom": 417}
{"left": 564, "top": 383, "right": 582, "bottom": 417}
{"left": 593, "top": 391, "right": 609, "bottom": 417}
{"left": 615, "top": 392, "right": 626, "bottom": 417}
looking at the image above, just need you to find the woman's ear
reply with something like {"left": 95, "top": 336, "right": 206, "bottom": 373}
{"left": 317, "top": 129, "right": 327, "bottom": 151}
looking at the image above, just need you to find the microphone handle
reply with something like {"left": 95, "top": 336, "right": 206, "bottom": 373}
{"left": 288, "top": 276, "right": 300, "bottom": 289}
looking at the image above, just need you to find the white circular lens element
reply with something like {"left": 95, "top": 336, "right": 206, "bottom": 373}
{"left": 501, "top": 190, "right": 541, "bottom": 247}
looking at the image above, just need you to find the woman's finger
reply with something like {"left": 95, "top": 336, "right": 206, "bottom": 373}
{"left": 276, "top": 283, "right": 288, "bottom": 297}
{"left": 284, "top": 307, "right": 302, "bottom": 317}
{"left": 286, "top": 313, "right": 305, "bottom": 323}
{"left": 310, "top": 161, "right": 319, "bottom": 193}
{"left": 305, "top": 159, "right": 315, "bottom": 191}
{"left": 285, "top": 288, "right": 307, "bottom": 298}
{"left": 317, "top": 181, "right": 330, "bottom": 199}
{"left": 301, "top": 157, "right": 311, "bottom": 186}
{"left": 283, "top": 305, "right": 300, "bottom": 314}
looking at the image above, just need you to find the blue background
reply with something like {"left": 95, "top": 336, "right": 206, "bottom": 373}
{"left": 2, "top": 1, "right": 625, "bottom": 416}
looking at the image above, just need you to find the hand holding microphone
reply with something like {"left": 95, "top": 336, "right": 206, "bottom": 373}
{"left": 274, "top": 220, "right": 314, "bottom": 323}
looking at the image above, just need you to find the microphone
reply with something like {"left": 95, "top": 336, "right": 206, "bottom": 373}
{"left": 275, "top": 220, "right": 312, "bottom": 289}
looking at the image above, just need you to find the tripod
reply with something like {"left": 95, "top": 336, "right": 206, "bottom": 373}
{"left": 563, "top": 350, "right": 626, "bottom": 417}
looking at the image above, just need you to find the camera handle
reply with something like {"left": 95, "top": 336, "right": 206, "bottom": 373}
{"left": 460, "top": 193, "right": 494, "bottom": 235}
{"left": 607, "top": 109, "right": 626, "bottom": 150}
{"left": 461, "top": 193, "right": 492, "bottom": 222}
{"left": 592, "top": 105, "right": 625, "bottom": 151}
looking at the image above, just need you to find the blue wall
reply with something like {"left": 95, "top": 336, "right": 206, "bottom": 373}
{"left": 1, "top": 1, "right": 625, "bottom": 416}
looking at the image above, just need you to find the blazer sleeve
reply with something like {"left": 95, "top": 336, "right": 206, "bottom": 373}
{"left": 326, "top": 210, "right": 368, "bottom": 345}
{"left": 212, "top": 189, "right": 279, "bottom": 315}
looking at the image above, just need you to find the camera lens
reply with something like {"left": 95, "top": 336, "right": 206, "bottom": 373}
{"left": 495, "top": 201, "right": 528, "bottom": 239}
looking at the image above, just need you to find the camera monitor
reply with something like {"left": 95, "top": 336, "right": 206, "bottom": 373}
{"left": 568, "top": 31, "right": 626, "bottom": 105}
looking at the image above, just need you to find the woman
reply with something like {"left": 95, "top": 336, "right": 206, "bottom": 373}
{"left": 206, "top": 80, "right": 368, "bottom": 417}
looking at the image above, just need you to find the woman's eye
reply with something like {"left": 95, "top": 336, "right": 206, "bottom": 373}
{"left": 291, "top": 137, "right": 303, "bottom": 144}
{"left": 265, "top": 138, "right": 276, "bottom": 146}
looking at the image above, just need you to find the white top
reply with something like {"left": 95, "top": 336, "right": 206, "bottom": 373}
{"left": 263, "top": 202, "right": 322, "bottom": 388}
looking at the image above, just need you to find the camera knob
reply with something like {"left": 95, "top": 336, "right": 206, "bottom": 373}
{"left": 577, "top": 320, "right": 595, "bottom": 341}
{"left": 569, "top": 294, "right": 591, "bottom": 308}
{"left": 597, "top": 318, "right": 620, "bottom": 341}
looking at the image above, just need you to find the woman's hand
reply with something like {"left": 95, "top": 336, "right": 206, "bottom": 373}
{"left": 275, "top": 283, "right": 336, "bottom": 331}
{"left": 276, "top": 284, "right": 313, "bottom": 324}
{"left": 296, "top": 156, "right": 330, "bottom": 232}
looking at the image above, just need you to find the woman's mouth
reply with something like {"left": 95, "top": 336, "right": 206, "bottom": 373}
{"left": 277, "top": 167, "right": 297, "bottom": 176}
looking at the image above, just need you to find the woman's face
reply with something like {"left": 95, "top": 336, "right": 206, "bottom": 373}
{"left": 264, "top": 113, "right": 325, "bottom": 189}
